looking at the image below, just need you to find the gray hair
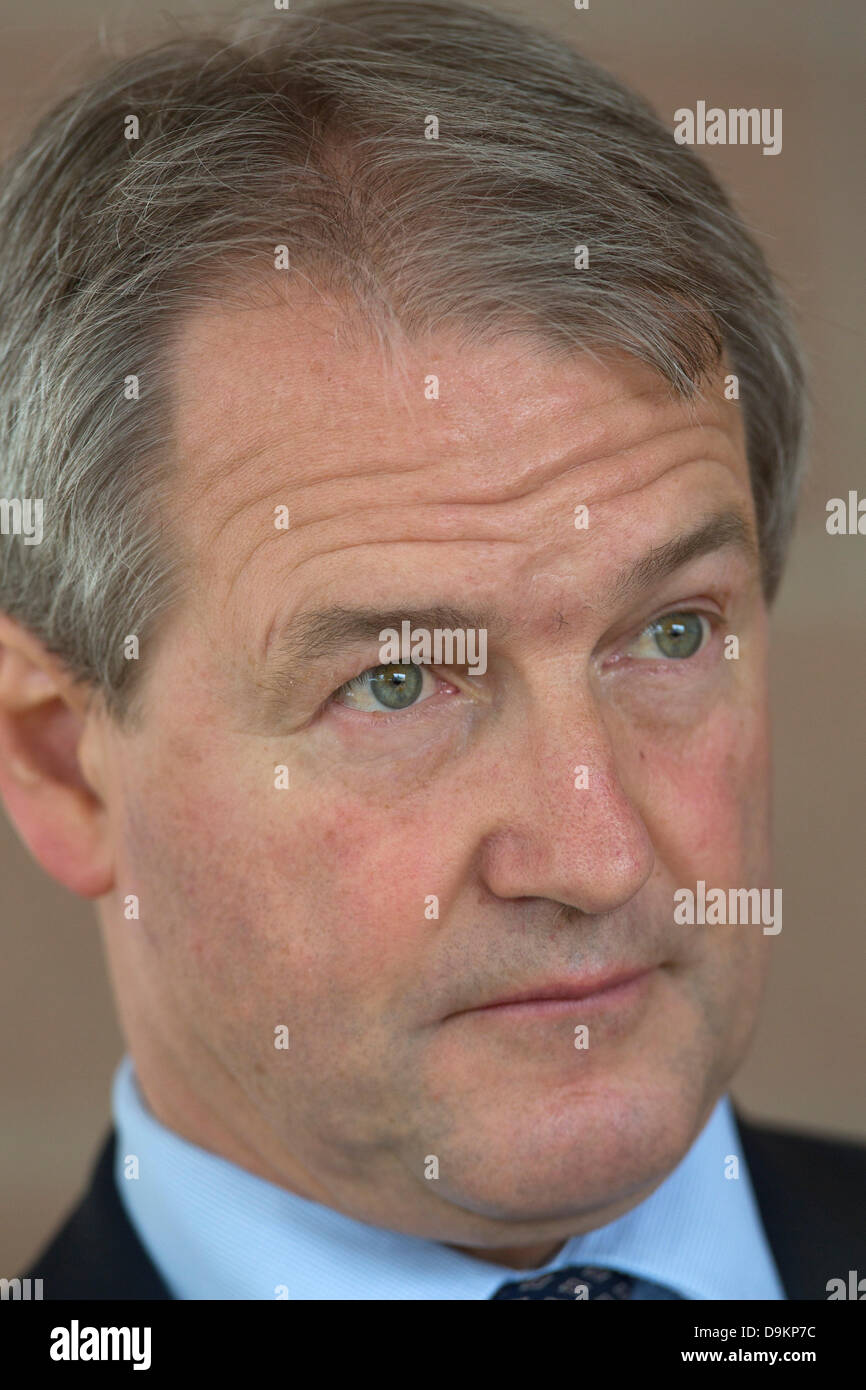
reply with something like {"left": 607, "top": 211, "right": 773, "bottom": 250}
{"left": 0, "top": 0, "right": 807, "bottom": 721}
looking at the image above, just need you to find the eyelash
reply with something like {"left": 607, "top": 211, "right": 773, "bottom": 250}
{"left": 332, "top": 664, "right": 447, "bottom": 717}
{"left": 602, "top": 609, "right": 719, "bottom": 670}
{"left": 328, "top": 607, "right": 723, "bottom": 718}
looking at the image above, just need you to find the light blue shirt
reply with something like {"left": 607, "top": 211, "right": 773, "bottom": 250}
{"left": 111, "top": 1055, "right": 785, "bottom": 1300}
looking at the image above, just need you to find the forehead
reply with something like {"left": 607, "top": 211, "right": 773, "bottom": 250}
{"left": 171, "top": 282, "right": 746, "bottom": 481}
{"left": 166, "top": 283, "right": 753, "bottom": 627}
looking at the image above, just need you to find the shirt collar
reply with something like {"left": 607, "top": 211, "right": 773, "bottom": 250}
{"left": 112, "top": 1055, "right": 783, "bottom": 1299}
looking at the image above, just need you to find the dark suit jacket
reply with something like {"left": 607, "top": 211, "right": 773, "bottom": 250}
{"left": 20, "top": 1113, "right": 866, "bottom": 1300}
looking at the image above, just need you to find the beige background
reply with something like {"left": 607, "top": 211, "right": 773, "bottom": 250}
{"left": 1, "top": 0, "right": 864, "bottom": 1274}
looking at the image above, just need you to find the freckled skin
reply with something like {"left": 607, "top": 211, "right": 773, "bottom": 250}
{"left": 92, "top": 285, "right": 775, "bottom": 1266}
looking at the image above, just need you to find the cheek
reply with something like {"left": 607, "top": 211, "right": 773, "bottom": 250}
{"left": 115, "top": 755, "right": 278, "bottom": 996}
{"left": 278, "top": 781, "right": 449, "bottom": 972}
{"left": 116, "top": 728, "right": 449, "bottom": 1010}
{"left": 640, "top": 694, "right": 772, "bottom": 884}
{"left": 639, "top": 698, "right": 773, "bottom": 1051}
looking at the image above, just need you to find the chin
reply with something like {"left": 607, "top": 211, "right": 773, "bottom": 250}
{"left": 426, "top": 1066, "right": 716, "bottom": 1229}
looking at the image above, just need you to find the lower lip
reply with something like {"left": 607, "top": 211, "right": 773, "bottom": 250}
{"left": 458, "top": 969, "right": 656, "bottom": 1020}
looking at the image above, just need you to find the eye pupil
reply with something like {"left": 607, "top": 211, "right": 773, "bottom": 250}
{"left": 369, "top": 663, "right": 423, "bottom": 709}
{"left": 652, "top": 612, "right": 703, "bottom": 658}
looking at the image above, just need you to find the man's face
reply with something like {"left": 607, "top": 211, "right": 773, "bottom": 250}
{"left": 94, "top": 286, "right": 773, "bottom": 1251}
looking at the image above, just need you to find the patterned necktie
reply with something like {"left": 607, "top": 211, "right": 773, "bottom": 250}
{"left": 490, "top": 1265, "right": 635, "bottom": 1300}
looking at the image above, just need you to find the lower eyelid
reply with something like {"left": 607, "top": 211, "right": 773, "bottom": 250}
{"left": 329, "top": 686, "right": 457, "bottom": 729}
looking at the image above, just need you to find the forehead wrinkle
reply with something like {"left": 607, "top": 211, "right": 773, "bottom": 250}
{"left": 208, "top": 416, "right": 742, "bottom": 583}
{"left": 561, "top": 424, "right": 743, "bottom": 511}
{"left": 228, "top": 523, "right": 523, "bottom": 616}
{"left": 226, "top": 438, "right": 749, "bottom": 645}
{"left": 189, "top": 457, "right": 445, "bottom": 591}
{"left": 177, "top": 421, "right": 438, "bottom": 550}
{"left": 256, "top": 499, "right": 751, "bottom": 667}
{"left": 266, "top": 422, "right": 744, "bottom": 561}
{"left": 192, "top": 475, "right": 293, "bottom": 557}
{"left": 237, "top": 453, "right": 435, "bottom": 498}
{"left": 428, "top": 380, "right": 731, "bottom": 500}
{"left": 186, "top": 355, "right": 747, "bottom": 644}
{"left": 256, "top": 497, "right": 534, "bottom": 555}
{"left": 257, "top": 533, "right": 526, "bottom": 659}
{"left": 255, "top": 505, "right": 756, "bottom": 697}
{"left": 188, "top": 429, "right": 436, "bottom": 512}
{"left": 184, "top": 429, "right": 275, "bottom": 492}
{"left": 179, "top": 354, "right": 729, "bottom": 522}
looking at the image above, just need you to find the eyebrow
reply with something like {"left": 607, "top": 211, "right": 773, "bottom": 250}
{"left": 262, "top": 508, "right": 759, "bottom": 681}
{"left": 607, "top": 508, "right": 759, "bottom": 608}
{"left": 265, "top": 604, "right": 499, "bottom": 675}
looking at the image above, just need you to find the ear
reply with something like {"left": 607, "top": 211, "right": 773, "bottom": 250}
{"left": 0, "top": 612, "right": 114, "bottom": 898}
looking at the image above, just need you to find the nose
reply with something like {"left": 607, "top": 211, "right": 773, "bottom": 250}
{"left": 476, "top": 689, "right": 655, "bottom": 916}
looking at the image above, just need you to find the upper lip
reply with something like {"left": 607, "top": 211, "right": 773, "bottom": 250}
{"left": 452, "top": 965, "right": 656, "bottom": 1015}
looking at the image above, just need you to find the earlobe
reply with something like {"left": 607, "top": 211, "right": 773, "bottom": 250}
{"left": 0, "top": 616, "right": 115, "bottom": 899}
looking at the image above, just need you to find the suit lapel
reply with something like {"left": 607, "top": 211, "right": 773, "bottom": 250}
{"left": 735, "top": 1109, "right": 866, "bottom": 1301}
{"left": 22, "top": 1131, "right": 172, "bottom": 1300}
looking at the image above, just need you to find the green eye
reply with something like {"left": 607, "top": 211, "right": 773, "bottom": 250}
{"left": 647, "top": 612, "right": 705, "bottom": 659}
{"left": 366, "top": 663, "right": 423, "bottom": 709}
{"left": 335, "top": 663, "right": 429, "bottom": 712}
